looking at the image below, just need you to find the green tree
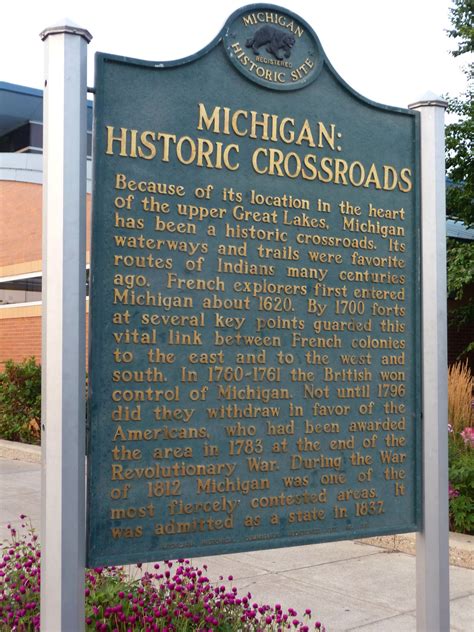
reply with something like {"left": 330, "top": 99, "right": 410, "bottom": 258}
{"left": 445, "top": 0, "right": 473, "bottom": 227}
{"left": 447, "top": 0, "right": 473, "bottom": 57}
{"left": 445, "top": 0, "right": 474, "bottom": 353}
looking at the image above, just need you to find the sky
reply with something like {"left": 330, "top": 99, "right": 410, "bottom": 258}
{"left": 2, "top": 0, "right": 469, "bottom": 108}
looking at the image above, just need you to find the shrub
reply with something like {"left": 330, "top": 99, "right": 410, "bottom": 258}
{"left": 448, "top": 361, "right": 473, "bottom": 534}
{"left": 448, "top": 427, "right": 474, "bottom": 534}
{"left": 0, "top": 358, "right": 41, "bottom": 445}
{"left": 448, "top": 360, "right": 473, "bottom": 433}
{"left": 0, "top": 518, "right": 325, "bottom": 631}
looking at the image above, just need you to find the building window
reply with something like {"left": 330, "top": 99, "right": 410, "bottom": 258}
{"left": 0, "top": 275, "right": 42, "bottom": 305}
{"left": 0, "top": 270, "right": 90, "bottom": 306}
{"left": 0, "top": 121, "right": 43, "bottom": 154}
{"left": 0, "top": 120, "right": 92, "bottom": 156}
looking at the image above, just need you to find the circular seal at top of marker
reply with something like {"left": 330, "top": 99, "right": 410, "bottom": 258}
{"left": 224, "top": 5, "right": 324, "bottom": 91}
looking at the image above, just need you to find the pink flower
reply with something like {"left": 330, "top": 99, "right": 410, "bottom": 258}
{"left": 449, "top": 483, "right": 460, "bottom": 500}
{"left": 460, "top": 427, "right": 474, "bottom": 447}
{"left": 0, "top": 520, "right": 326, "bottom": 632}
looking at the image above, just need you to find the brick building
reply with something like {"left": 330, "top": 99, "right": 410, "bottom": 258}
{"left": 0, "top": 82, "right": 92, "bottom": 368}
{"left": 0, "top": 81, "right": 472, "bottom": 369}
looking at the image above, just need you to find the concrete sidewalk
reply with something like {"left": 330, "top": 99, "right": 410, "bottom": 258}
{"left": 1, "top": 456, "right": 473, "bottom": 631}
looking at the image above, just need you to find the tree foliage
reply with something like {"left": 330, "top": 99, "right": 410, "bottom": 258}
{"left": 445, "top": 0, "right": 473, "bottom": 227}
{"left": 447, "top": 238, "right": 474, "bottom": 302}
{"left": 445, "top": 90, "right": 473, "bottom": 227}
{"left": 445, "top": 0, "right": 474, "bottom": 355}
{"left": 447, "top": 0, "right": 474, "bottom": 57}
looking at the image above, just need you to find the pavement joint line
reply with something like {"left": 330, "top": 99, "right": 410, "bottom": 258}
{"left": 188, "top": 562, "right": 268, "bottom": 581}
{"left": 216, "top": 573, "right": 266, "bottom": 581}
{"left": 192, "top": 555, "right": 271, "bottom": 574}
{"left": 277, "top": 568, "right": 438, "bottom": 619}
{"left": 276, "top": 572, "right": 411, "bottom": 613}
{"left": 345, "top": 610, "right": 417, "bottom": 631}
{"left": 449, "top": 590, "right": 474, "bottom": 602}
{"left": 228, "top": 578, "right": 262, "bottom": 592}
{"left": 272, "top": 551, "right": 394, "bottom": 574}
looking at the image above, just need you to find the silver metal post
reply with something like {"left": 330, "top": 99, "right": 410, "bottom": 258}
{"left": 409, "top": 93, "right": 450, "bottom": 632}
{"left": 40, "top": 21, "right": 92, "bottom": 632}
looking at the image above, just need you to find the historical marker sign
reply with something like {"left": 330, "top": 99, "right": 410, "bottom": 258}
{"left": 87, "top": 4, "right": 421, "bottom": 566}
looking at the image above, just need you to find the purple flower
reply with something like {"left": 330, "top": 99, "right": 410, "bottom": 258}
{"left": 460, "top": 427, "right": 474, "bottom": 447}
{"left": 449, "top": 483, "right": 460, "bottom": 500}
{"left": 1, "top": 520, "right": 326, "bottom": 632}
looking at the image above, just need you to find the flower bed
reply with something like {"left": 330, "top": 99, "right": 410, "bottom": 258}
{"left": 449, "top": 425, "right": 474, "bottom": 534}
{"left": 448, "top": 361, "right": 473, "bottom": 536}
{"left": 0, "top": 518, "right": 325, "bottom": 631}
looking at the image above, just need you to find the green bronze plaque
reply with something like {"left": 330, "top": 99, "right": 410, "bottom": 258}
{"left": 87, "top": 3, "right": 421, "bottom": 567}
